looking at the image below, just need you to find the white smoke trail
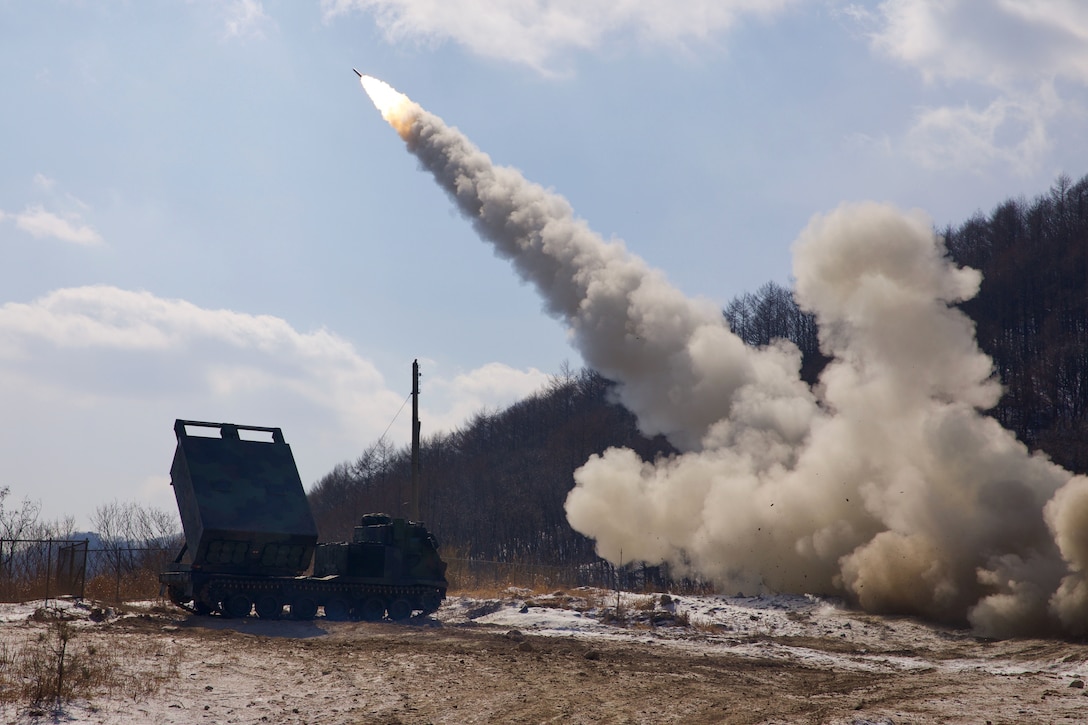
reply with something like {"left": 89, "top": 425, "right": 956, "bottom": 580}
{"left": 359, "top": 76, "right": 1088, "bottom": 637}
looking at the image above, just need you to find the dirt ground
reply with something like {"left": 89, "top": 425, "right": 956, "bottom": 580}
{"left": 5, "top": 593, "right": 1088, "bottom": 724}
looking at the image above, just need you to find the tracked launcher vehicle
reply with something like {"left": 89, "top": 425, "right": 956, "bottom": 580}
{"left": 159, "top": 419, "right": 448, "bottom": 621}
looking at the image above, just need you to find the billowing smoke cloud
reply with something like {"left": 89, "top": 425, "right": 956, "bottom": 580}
{"left": 360, "top": 76, "right": 1088, "bottom": 637}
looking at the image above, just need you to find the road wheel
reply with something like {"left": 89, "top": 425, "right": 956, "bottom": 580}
{"left": 209, "top": 588, "right": 228, "bottom": 614}
{"left": 255, "top": 594, "right": 283, "bottom": 620}
{"left": 359, "top": 597, "right": 386, "bottom": 622}
{"left": 388, "top": 598, "right": 413, "bottom": 622}
{"left": 324, "top": 597, "right": 351, "bottom": 621}
{"left": 420, "top": 590, "right": 442, "bottom": 615}
{"left": 290, "top": 595, "right": 318, "bottom": 621}
{"left": 224, "top": 593, "right": 252, "bottom": 619}
{"left": 167, "top": 586, "right": 187, "bottom": 607}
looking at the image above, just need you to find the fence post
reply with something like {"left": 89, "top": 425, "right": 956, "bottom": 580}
{"left": 79, "top": 540, "right": 88, "bottom": 600}
{"left": 44, "top": 539, "right": 53, "bottom": 607}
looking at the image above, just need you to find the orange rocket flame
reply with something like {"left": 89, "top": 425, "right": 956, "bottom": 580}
{"left": 359, "top": 75, "right": 420, "bottom": 139}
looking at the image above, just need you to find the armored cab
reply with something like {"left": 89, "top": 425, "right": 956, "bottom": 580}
{"left": 313, "top": 511, "right": 448, "bottom": 613}
{"left": 168, "top": 419, "right": 317, "bottom": 577}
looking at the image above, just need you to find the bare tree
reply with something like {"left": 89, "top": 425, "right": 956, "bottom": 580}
{"left": 90, "top": 501, "right": 181, "bottom": 601}
{"left": 0, "top": 486, "right": 42, "bottom": 541}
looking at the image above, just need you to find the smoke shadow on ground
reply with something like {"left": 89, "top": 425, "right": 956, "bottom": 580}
{"left": 177, "top": 616, "right": 328, "bottom": 639}
{"left": 175, "top": 614, "right": 444, "bottom": 639}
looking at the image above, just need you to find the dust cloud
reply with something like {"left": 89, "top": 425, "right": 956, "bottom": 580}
{"left": 360, "top": 76, "right": 1088, "bottom": 637}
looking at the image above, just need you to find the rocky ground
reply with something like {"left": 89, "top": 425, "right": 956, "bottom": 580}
{"left": 1, "top": 589, "right": 1087, "bottom": 724}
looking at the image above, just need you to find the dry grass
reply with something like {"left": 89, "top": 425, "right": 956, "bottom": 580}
{"left": 84, "top": 569, "right": 164, "bottom": 603}
{"left": 0, "top": 608, "right": 180, "bottom": 716}
{"left": 456, "top": 585, "right": 633, "bottom": 619}
{"left": 0, "top": 567, "right": 166, "bottom": 606}
{"left": 443, "top": 552, "right": 717, "bottom": 604}
{"left": 443, "top": 551, "right": 616, "bottom": 595}
{"left": 447, "top": 581, "right": 530, "bottom": 600}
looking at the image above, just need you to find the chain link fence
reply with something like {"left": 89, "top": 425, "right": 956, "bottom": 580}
{"left": 0, "top": 539, "right": 176, "bottom": 604}
{"left": 444, "top": 557, "right": 614, "bottom": 592}
{"left": 0, "top": 539, "right": 707, "bottom": 605}
{"left": 443, "top": 557, "right": 705, "bottom": 594}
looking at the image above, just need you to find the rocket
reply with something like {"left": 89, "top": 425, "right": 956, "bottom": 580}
{"left": 353, "top": 68, "right": 362, "bottom": 78}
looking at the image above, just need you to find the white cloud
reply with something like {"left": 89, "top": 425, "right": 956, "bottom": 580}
{"left": 864, "top": 0, "right": 1088, "bottom": 173}
{"left": 0, "top": 286, "right": 392, "bottom": 418}
{"left": 0, "top": 286, "right": 548, "bottom": 435}
{"left": 322, "top": 0, "right": 800, "bottom": 73}
{"left": 32, "top": 173, "right": 56, "bottom": 191}
{"left": 423, "top": 361, "right": 551, "bottom": 433}
{"left": 223, "top": 0, "right": 271, "bottom": 39}
{"left": 185, "top": 0, "right": 273, "bottom": 39}
{"left": 904, "top": 85, "right": 1060, "bottom": 174}
{"left": 11, "top": 205, "right": 103, "bottom": 246}
{"left": 3, "top": 177, "right": 102, "bottom": 245}
{"left": 873, "top": 0, "right": 1088, "bottom": 86}
{"left": 0, "top": 286, "right": 550, "bottom": 522}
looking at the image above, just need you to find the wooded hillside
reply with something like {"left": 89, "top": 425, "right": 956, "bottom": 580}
{"left": 309, "top": 173, "right": 1088, "bottom": 563}
{"left": 945, "top": 174, "right": 1088, "bottom": 472}
{"left": 308, "top": 366, "right": 675, "bottom": 563}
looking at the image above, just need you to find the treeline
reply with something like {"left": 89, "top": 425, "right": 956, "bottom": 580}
{"left": 308, "top": 367, "right": 675, "bottom": 564}
{"left": 944, "top": 174, "right": 1088, "bottom": 472}
{"left": 723, "top": 280, "right": 827, "bottom": 385}
{"left": 309, "top": 171, "right": 1088, "bottom": 564}
{"left": 722, "top": 173, "right": 1088, "bottom": 472}
{"left": 0, "top": 488, "right": 181, "bottom": 602}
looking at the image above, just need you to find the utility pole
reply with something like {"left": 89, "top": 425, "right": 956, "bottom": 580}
{"left": 410, "top": 359, "right": 421, "bottom": 522}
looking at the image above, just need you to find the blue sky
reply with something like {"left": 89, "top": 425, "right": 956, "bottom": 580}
{"left": 2, "top": 0, "right": 1087, "bottom": 526}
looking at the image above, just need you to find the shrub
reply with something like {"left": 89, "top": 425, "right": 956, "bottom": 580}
{"left": 0, "top": 610, "right": 180, "bottom": 716}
